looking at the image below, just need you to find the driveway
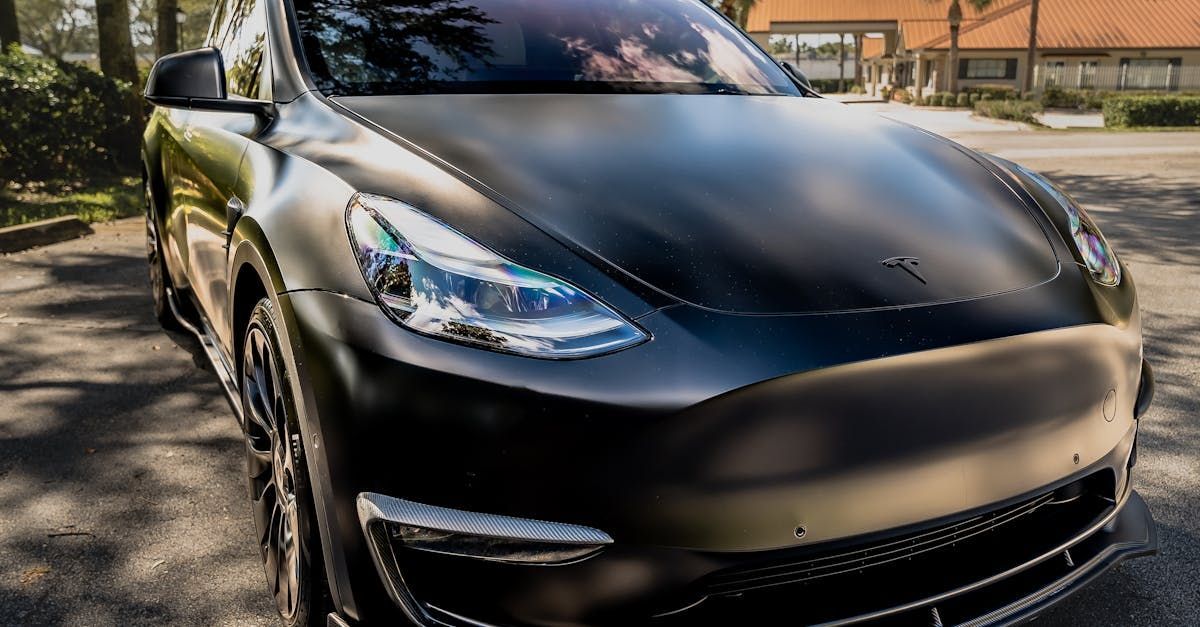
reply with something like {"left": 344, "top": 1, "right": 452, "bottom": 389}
{"left": 0, "top": 225, "right": 274, "bottom": 624}
{"left": 1, "top": 130, "right": 1197, "bottom": 625}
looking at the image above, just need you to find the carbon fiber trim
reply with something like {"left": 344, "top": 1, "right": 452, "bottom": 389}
{"left": 356, "top": 492, "right": 613, "bottom": 545}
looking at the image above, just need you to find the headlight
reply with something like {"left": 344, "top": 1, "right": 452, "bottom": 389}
{"left": 1011, "top": 164, "right": 1121, "bottom": 286}
{"left": 346, "top": 193, "right": 648, "bottom": 358}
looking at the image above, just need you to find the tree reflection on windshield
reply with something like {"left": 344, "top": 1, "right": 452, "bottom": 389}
{"left": 292, "top": 0, "right": 799, "bottom": 96}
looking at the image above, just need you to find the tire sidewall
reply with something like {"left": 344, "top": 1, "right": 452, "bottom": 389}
{"left": 243, "top": 298, "right": 328, "bottom": 627}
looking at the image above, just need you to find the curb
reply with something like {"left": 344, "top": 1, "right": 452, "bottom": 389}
{"left": 0, "top": 215, "right": 94, "bottom": 254}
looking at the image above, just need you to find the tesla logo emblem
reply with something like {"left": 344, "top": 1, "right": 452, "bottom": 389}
{"left": 882, "top": 256, "right": 927, "bottom": 284}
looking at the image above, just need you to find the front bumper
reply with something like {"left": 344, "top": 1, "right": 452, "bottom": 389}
{"left": 275, "top": 274, "right": 1150, "bottom": 625}
{"left": 360, "top": 482, "right": 1156, "bottom": 626}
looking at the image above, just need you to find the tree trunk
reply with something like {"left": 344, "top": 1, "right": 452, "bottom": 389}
{"left": 1023, "top": 0, "right": 1040, "bottom": 93}
{"left": 95, "top": 0, "right": 144, "bottom": 128}
{"left": 0, "top": 0, "right": 19, "bottom": 51}
{"left": 96, "top": 0, "right": 139, "bottom": 82}
{"left": 157, "top": 0, "right": 180, "bottom": 58}
{"left": 854, "top": 33, "right": 863, "bottom": 87}
{"left": 948, "top": 24, "right": 960, "bottom": 94}
{"left": 838, "top": 33, "right": 846, "bottom": 93}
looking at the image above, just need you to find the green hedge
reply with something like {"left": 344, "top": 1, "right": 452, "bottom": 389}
{"left": 809, "top": 78, "right": 847, "bottom": 93}
{"left": 1102, "top": 95, "right": 1200, "bottom": 127}
{"left": 974, "top": 99, "right": 1044, "bottom": 124}
{"left": 0, "top": 47, "right": 139, "bottom": 188}
{"left": 1041, "top": 87, "right": 1107, "bottom": 110}
{"left": 964, "top": 84, "right": 1018, "bottom": 101}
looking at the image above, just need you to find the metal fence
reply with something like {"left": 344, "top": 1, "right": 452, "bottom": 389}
{"left": 768, "top": 56, "right": 852, "bottom": 80}
{"left": 1034, "top": 62, "right": 1200, "bottom": 92}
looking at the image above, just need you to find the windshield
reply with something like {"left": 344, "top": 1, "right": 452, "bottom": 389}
{"left": 292, "top": 0, "right": 801, "bottom": 96}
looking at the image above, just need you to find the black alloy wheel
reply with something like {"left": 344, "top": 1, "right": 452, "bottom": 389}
{"left": 242, "top": 299, "right": 329, "bottom": 626}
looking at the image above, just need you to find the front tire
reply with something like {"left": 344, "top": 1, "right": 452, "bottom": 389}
{"left": 145, "top": 182, "right": 181, "bottom": 331}
{"left": 241, "top": 298, "right": 331, "bottom": 626}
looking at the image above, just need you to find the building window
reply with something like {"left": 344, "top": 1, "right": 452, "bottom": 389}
{"left": 958, "top": 58, "right": 1017, "bottom": 80}
{"left": 1120, "top": 58, "right": 1179, "bottom": 90}
{"left": 1043, "top": 61, "right": 1066, "bottom": 87}
{"left": 1079, "top": 61, "right": 1098, "bottom": 89}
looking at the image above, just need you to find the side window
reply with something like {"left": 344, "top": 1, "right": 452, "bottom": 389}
{"left": 208, "top": 0, "right": 269, "bottom": 100}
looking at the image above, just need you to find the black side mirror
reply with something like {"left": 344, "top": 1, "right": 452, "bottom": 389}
{"left": 145, "top": 48, "right": 273, "bottom": 116}
{"left": 781, "top": 61, "right": 816, "bottom": 93}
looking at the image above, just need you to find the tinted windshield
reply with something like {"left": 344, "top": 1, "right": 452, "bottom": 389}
{"left": 292, "top": 0, "right": 801, "bottom": 96}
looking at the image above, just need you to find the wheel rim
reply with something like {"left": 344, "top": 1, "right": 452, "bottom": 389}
{"left": 243, "top": 326, "right": 304, "bottom": 620}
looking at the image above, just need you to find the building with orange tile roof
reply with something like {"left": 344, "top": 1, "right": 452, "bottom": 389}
{"left": 745, "top": 0, "right": 1200, "bottom": 96}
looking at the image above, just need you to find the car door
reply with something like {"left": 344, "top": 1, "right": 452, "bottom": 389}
{"left": 177, "top": 0, "right": 270, "bottom": 341}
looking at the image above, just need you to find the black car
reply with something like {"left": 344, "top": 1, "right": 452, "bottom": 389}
{"left": 140, "top": 0, "right": 1157, "bottom": 625}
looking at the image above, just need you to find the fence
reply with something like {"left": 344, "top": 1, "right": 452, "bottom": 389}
{"left": 768, "top": 56, "right": 853, "bottom": 80}
{"left": 1034, "top": 62, "right": 1200, "bottom": 92}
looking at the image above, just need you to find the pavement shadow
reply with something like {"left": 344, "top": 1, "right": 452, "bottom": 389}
{"left": 1043, "top": 171, "right": 1200, "bottom": 267}
{"left": 0, "top": 240, "right": 271, "bottom": 624}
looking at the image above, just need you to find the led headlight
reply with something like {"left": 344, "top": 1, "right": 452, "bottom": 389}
{"left": 347, "top": 193, "right": 647, "bottom": 358}
{"left": 1012, "top": 164, "right": 1121, "bottom": 286}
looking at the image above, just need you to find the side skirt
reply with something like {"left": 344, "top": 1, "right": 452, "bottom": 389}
{"left": 166, "top": 286, "right": 245, "bottom": 426}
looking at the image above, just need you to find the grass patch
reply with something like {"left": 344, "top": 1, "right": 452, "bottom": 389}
{"left": 0, "top": 177, "right": 140, "bottom": 228}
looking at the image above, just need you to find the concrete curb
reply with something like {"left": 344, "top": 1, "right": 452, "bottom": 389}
{"left": 0, "top": 215, "right": 94, "bottom": 254}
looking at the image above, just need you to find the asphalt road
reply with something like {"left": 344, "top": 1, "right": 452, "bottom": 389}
{"left": 1, "top": 130, "right": 1197, "bottom": 625}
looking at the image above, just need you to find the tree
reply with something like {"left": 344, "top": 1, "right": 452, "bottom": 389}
{"left": 1023, "top": 0, "right": 1040, "bottom": 93}
{"left": 932, "top": 0, "right": 995, "bottom": 94}
{"left": 1, "top": 0, "right": 19, "bottom": 50}
{"left": 95, "top": 0, "right": 137, "bottom": 79}
{"left": 94, "top": 0, "right": 142, "bottom": 124}
{"left": 16, "top": 0, "right": 97, "bottom": 60}
{"left": 155, "top": 0, "right": 177, "bottom": 57}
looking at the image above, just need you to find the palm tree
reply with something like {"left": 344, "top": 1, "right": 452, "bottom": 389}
{"left": 937, "top": 0, "right": 995, "bottom": 94}
{"left": 1023, "top": 0, "right": 1040, "bottom": 93}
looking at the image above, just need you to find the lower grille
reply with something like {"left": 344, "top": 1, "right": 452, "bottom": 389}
{"left": 706, "top": 491, "right": 1056, "bottom": 596}
{"left": 675, "top": 472, "right": 1117, "bottom": 625}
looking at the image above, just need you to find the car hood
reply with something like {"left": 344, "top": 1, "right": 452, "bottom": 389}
{"left": 334, "top": 94, "right": 1059, "bottom": 314}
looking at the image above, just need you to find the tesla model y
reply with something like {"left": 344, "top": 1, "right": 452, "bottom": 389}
{"left": 140, "top": 0, "right": 1157, "bottom": 624}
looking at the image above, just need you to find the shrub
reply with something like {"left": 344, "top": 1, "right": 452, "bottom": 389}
{"left": 849, "top": 85, "right": 865, "bottom": 95}
{"left": 879, "top": 86, "right": 892, "bottom": 101}
{"left": 956, "top": 93, "right": 970, "bottom": 108}
{"left": 966, "top": 84, "right": 1017, "bottom": 101}
{"left": 974, "top": 99, "right": 1044, "bottom": 124}
{"left": 896, "top": 89, "right": 913, "bottom": 104}
{"left": 1103, "top": 95, "right": 1200, "bottom": 128}
{"left": 941, "top": 92, "right": 957, "bottom": 107}
{"left": 808, "top": 78, "right": 843, "bottom": 93}
{"left": 0, "top": 47, "right": 140, "bottom": 187}
{"left": 969, "top": 92, "right": 981, "bottom": 105}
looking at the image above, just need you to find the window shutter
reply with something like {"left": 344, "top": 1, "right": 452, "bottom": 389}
{"left": 958, "top": 59, "right": 970, "bottom": 79}
{"left": 1005, "top": 59, "right": 1018, "bottom": 79}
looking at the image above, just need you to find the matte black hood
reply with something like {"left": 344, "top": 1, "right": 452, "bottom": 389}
{"left": 335, "top": 94, "right": 1059, "bottom": 314}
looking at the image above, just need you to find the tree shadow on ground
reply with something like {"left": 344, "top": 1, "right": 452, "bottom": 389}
{"left": 1043, "top": 170, "right": 1200, "bottom": 267}
{"left": 0, "top": 242, "right": 272, "bottom": 625}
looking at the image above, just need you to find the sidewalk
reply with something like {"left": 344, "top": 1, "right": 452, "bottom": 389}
{"left": 844, "top": 101, "right": 1031, "bottom": 134}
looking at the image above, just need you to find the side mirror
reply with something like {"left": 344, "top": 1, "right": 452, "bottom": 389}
{"left": 145, "top": 47, "right": 273, "bottom": 116}
{"left": 781, "top": 61, "right": 815, "bottom": 93}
